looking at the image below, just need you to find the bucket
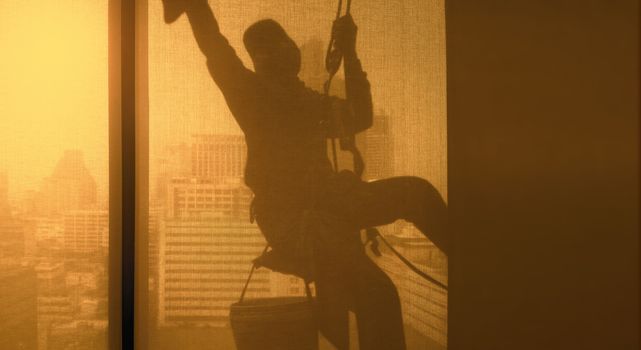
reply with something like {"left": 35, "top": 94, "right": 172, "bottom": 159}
{"left": 230, "top": 296, "right": 318, "bottom": 350}
{"left": 230, "top": 246, "right": 318, "bottom": 350}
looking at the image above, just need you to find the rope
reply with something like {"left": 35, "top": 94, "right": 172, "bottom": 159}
{"left": 239, "top": 244, "right": 269, "bottom": 302}
{"left": 323, "top": 0, "right": 446, "bottom": 291}
{"left": 367, "top": 229, "right": 448, "bottom": 291}
{"left": 324, "top": 0, "right": 352, "bottom": 173}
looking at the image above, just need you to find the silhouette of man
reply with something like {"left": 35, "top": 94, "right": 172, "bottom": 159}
{"left": 163, "top": 1, "right": 448, "bottom": 349}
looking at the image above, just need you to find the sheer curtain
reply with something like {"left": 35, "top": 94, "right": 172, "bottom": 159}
{"left": 142, "top": 1, "right": 446, "bottom": 348}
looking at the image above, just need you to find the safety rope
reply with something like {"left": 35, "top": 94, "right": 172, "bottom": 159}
{"left": 323, "top": 0, "right": 448, "bottom": 291}
{"left": 324, "top": 0, "right": 352, "bottom": 173}
{"left": 366, "top": 228, "right": 448, "bottom": 290}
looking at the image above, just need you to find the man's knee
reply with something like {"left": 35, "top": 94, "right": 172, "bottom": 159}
{"left": 399, "top": 176, "right": 445, "bottom": 219}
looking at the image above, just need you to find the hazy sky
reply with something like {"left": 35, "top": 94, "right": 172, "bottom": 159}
{"left": 0, "top": 0, "right": 108, "bottom": 199}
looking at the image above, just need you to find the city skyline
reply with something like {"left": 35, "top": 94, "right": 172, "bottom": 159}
{"left": 0, "top": 146, "right": 109, "bottom": 350}
{"left": 0, "top": 107, "right": 447, "bottom": 348}
{"left": 1, "top": 0, "right": 447, "bottom": 348}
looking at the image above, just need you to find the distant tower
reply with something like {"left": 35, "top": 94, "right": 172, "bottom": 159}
{"left": 299, "top": 38, "right": 346, "bottom": 97}
{"left": 190, "top": 134, "right": 246, "bottom": 182}
{"left": 0, "top": 171, "right": 7, "bottom": 204}
{"left": 63, "top": 210, "right": 108, "bottom": 255}
{"left": 165, "top": 177, "right": 251, "bottom": 220}
{"left": 39, "top": 150, "right": 98, "bottom": 216}
{"left": 35, "top": 261, "right": 72, "bottom": 350}
{"left": 0, "top": 265, "right": 38, "bottom": 350}
{"left": 299, "top": 38, "right": 327, "bottom": 92}
{"left": 362, "top": 112, "right": 395, "bottom": 181}
{"left": 0, "top": 171, "right": 10, "bottom": 218}
{"left": 157, "top": 219, "right": 269, "bottom": 327}
{"left": 151, "top": 143, "right": 191, "bottom": 204}
{"left": 0, "top": 219, "right": 25, "bottom": 262}
{"left": 0, "top": 172, "right": 27, "bottom": 261}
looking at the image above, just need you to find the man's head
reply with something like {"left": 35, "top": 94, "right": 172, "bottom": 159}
{"left": 243, "top": 19, "right": 301, "bottom": 78}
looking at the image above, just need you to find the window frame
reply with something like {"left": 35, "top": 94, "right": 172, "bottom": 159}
{"left": 108, "top": 0, "right": 143, "bottom": 349}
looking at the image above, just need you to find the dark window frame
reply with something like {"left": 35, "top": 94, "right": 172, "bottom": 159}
{"left": 109, "top": 0, "right": 147, "bottom": 349}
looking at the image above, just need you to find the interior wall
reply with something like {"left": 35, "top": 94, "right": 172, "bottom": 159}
{"left": 446, "top": 1, "right": 639, "bottom": 349}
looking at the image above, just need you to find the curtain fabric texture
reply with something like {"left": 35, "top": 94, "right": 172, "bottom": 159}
{"left": 145, "top": 1, "right": 447, "bottom": 349}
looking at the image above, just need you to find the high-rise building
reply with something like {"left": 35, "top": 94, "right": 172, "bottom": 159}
{"left": 299, "top": 38, "right": 346, "bottom": 97}
{"left": 48, "top": 320, "right": 107, "bottom": 350}
{"left": 0, "top": 265, "right": 38, "bottom": 350}
{"left": 63, "top": 210, "right": 108, "bottom": 255}
{"left": 38, "top": 150, "right": 98, "bottom": 216}
{"left": 166, "top": 177, "right": 252, "bottom": 220}
{"left": 157, "top": 219, "right": 269, "bottom": 327}
{"left": 374, "top": 224, "right": 448, "bottom": 347}
{"left": 21, "top": 219, "right": 38, "bottom": 260}
{"left": 147, "top": 203, "right": 163, "bottom": 324}
{"left": 299, "top": 38, "right": 327, "bottom": 92}
{"left": 0, "top": 171, "right": 9, "bottom": 215}
{"left": 0, "top": 218, "right": 25, "bottom": 263}
{"left": 151, "top": 143, "right": 191, "bottom": 204}
{"left": 36, "top": 295, "right": 74, "bottom": 350}
{"left": 148, "top": 204, "right": 163, "bottom": 279}
{"left": 35, "top": 261, "right": 66, "bottom": 297}
{"left": 35, "top": 261, "right": 73, "bottom": 350}
{"left": 190, "top": 135, "right": 246, "bottom": 181}
{"left": 377, "top": 252, "right": 447, "bottom": 347}
{"left": 34, "top": 217, "right": 64, "bottom": 242}
{"left": 362, "top": 112, "right": 395, "bottom": 181}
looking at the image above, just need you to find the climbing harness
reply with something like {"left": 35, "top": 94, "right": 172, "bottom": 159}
{"left": 323, "top": 0, "right": 448, "bottom": 291}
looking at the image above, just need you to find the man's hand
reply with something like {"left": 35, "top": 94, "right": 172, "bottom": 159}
{"left": 162, "top": 0, "right": 188, "bottom": 24}
{"left": 333, "top": 14, "right": 358, "bottom": 58}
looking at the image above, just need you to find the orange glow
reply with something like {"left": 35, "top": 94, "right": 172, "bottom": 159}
{"left": 0, "top": 0, "right": 108, "bottom": 198}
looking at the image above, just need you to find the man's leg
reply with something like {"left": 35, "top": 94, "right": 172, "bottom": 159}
{"left": 350, "top": 253, "right": 407, "bottom": 350}
{"left": 313, "top": 174, "right": 445, "bottom": 349}
{"left": 313, "top": 223, "right": 406, "bottom": 350}
{"left": 320, "top": 174, "right": 448, "bottom": 256}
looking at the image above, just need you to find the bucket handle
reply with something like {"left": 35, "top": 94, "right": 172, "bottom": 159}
{"left": 239, "top": 244, "right": 313, "bottom": 303}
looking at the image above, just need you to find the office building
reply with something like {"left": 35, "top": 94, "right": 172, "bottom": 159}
{"left": 63, "top": 210, "right": 108, "bottom": 255}
{"left": 190, "top": 134, "right": 246, "bottom": 181}
{"left": 39, "top": 150, "right": 98, "bottom": 216}
{"left": 0, "top": 265, "right": 38, "bottom": 350}
{"left": 166, "top": 177, "right": 252, "bottom": 220}
{"left": 158, "top": 219, "right": 269, "bottom": 327}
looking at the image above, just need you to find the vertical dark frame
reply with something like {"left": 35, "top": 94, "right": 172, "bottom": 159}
{"left": 109, "top": 0, "right": 136, "bottom": 349}
{"left": 122, "top": 0, "right": 136, "bottom": 347}
{"left": 108, "top": 0, "right": 122, "bottom": 348}
{"left": 121, "top": 0, "right": 136, "bottom": 348}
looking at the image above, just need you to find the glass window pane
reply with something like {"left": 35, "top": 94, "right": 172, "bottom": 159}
{"left": 0, "top": 1, "right": 109, "bottom": 349}
{"left": 145, "top": 1, "right": 446, "bottom": 348}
